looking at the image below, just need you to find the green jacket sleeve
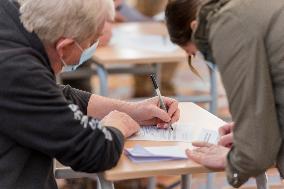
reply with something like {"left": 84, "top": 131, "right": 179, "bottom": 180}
{"left": 209, "top": 12, "right": 282, "bottom": 187}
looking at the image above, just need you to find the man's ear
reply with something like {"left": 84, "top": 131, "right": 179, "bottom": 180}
{"left": 55, "top": 38, "right": 75, "bottom": 58}
{"left": 190, "top": 20, "right": 198, "bottom": 31}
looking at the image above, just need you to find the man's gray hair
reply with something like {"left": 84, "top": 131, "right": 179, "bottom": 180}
{"left": 18, "top": 0, "right": 115, "bottom": 43}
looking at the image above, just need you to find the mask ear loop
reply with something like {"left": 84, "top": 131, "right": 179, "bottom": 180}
{"left": 56, "top": 41, "right": 69, "bottom": 67}
{"left": 59, "top": 57, "right": 68, "bottom": 67}
{"left": 74, "top": 42, "right": 84, "bottom": 52}
{"left": 188, "top": 54, "right": 204, "bottom": 81}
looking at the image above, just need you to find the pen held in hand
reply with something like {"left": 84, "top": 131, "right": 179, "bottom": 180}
{"left": 150, "top": 74, "right": 174, "bottom": 131}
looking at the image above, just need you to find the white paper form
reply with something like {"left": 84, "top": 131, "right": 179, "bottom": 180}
{"left": 129, "top": 123, "right": 219, "bottom": 144}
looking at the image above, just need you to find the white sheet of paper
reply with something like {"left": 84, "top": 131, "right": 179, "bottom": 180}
{"left": 145, "top": 146, "right": 187, "bottom": 158}
{"left": 129, "top": 123, "right": 219, "bottom": 144}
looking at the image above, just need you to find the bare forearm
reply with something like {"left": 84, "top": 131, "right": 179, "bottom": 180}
{"left": 87, "top": 94, "right": 133, "bottom": 119}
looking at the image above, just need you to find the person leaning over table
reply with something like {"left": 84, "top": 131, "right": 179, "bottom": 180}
{"left": 165, "top": 0, "right": 284, "bottom": 188}
{"left": 0, "top": 0, "right": 180, "bottom": 188}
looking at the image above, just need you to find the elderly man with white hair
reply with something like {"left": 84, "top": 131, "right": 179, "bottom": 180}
{"left": 0, "top": 0, "right": 180, "bottom": 188}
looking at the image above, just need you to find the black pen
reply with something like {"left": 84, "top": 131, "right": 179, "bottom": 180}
{"left": 150, "top": 74, "right": 173, "bottom": 130}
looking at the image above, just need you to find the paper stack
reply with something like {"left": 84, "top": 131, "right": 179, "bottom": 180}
{"left": 125, "top": 145, "right": 187, "bottom": 163}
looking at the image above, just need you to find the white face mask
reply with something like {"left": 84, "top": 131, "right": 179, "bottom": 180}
{"left": 61, "top": 40, "right": 100, "bottom": 72}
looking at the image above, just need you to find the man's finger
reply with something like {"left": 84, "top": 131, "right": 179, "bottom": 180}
{"left": 192, "top": 141, "right": 214, "bottom": 148}
{"left": 171, "top": 109, "right": 180, "bottom": 123}
{"left": 151, "top": 106, "right": 171, "bottom": 122}
{"left": 218, "top": 134, "right": 233, "bottom": 147}
{"left": 218, "top": 125, "right": 231, "bottom": 136}
{"left": 162, "top": 97, "right": 176, "bottom": 104}
{"left": 218, "top": 122, "right": 234, "bottom": 136}
{"left": 157, "top": 122, "right": 169, "bottom": 129}
{"left": 167, "top": 100, "right": 179, "bottom": 117}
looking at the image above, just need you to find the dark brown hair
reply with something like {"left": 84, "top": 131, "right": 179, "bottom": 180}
{"left": 165, "top": 0, "right": 203, "bottom": 78}
{"left": 165, "top": 0, "right": 202, "bottom": 46}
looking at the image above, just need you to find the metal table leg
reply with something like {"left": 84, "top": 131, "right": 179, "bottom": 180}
{"left": 208, "top": 62, "right": 218, "bottom": 115}
{"left": 97, "top": 173, "right": 115, "bottom": 189}
{"left": 147, "top": 177, "right": 157, "bottom": 189}
{"left": 206, "top": 173, "right": 215, "bottom": 189}
{"left": 181, "top": 174, "right": 192, "bottom": 189}
{"left": 91, "top": 62, "right": 109, "bottom": 96}
{"left": 206, "top": 62, "right": 218, "bottom": 189}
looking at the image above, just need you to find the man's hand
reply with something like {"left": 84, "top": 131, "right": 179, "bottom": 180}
{"left": 186, "top": 142, "right": 229, "bottom": 170}
{"left": 101, "top": 110, "right": 140, "bottom": 138}
{"left": 218, "top": 122, "right": 234, "bottom": 148}
{"left": 130, "top": 97, "right": 180, "bottom": 128}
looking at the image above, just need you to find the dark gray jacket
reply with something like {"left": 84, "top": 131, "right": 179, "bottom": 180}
{"left": 0, "top": 0, "right": 124, "bottom": 188}
{"left": 194, "top": 0, "right": 284, "bottom": 187}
